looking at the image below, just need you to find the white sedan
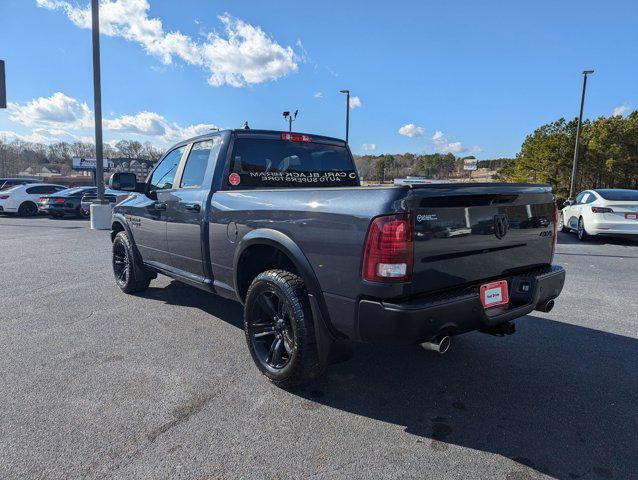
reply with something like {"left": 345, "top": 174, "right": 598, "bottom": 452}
{"left": 0, "top": 183, "right": 66, "bottom": 216}
{"left": 559, "top": 189, "right": 638, "bottom": 241}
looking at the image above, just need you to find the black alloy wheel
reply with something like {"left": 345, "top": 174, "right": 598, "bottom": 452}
{"left": 18, "top": 202, "right": 37, "bottom": 217}
{"left": 248, "top": 289, "right": 295, "bottom": 371}
{"left": 113, "top": 239, "right": 129, "bottom": 287}
{"left": 244, "top": 269, "right": 324, "bottom": 387}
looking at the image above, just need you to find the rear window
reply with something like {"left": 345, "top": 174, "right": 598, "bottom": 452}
{"left": 596, "top": 189, "right": 638, "bottom": 201}
{"left": 227, "top": 138, "right": 358, "bottom": 189}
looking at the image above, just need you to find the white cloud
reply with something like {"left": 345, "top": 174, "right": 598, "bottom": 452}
{"left": 431, "top": 130, "right": 468, "bottom": 154}
{"left": 350, "top": 96, "right": 362, "bottom": 109}
{"left": 441, "top": 141, "right": 466, "bottom": 154}
{"left": 398, "top": 123, "right": 424, "bottom": 138}
{"left": 314, "top": 91, "right": 323, "bottom": 98}
{"left": 431, "top": 130, "right": 445, "bottom": 142}
{"left": 613, "top": 105, "right": 630, "bottom": 116}
{"left": 104, "top": 111, "right": 168, "bottom": 136}
{"left": 104, "top": 111, "right": 219, "bottom": 142}
{"left": 8, "top": 92, "right": 92, "bottom": 129}
{"left": 4, "top": 92, "right": 219, "bottom": 144}
{"left": 36, "top": 1, "right": 298, "bottom": 87}
{"left": 362, "top": 143, "right": 376, "bottom": 152}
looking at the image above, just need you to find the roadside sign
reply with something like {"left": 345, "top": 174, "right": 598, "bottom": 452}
{"left": 463, "top": 158, "right": 478, "bottom": 171}
{"left": 72, "top": 157, "right": 110, "bottom": 172}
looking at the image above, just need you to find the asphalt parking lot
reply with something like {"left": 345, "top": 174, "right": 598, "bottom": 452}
{"left": 1, "top": 215, "right": 637, "bottom": 480}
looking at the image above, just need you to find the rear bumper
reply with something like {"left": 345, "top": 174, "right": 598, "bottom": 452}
{"left": 38, "top": 204, "right": 78, "bottom": 214}
{"left": 356, "top": 265, "right": 566, "bottom": 344}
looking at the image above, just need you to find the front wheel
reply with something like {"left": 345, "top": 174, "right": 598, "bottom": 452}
{"left": 577, "top": 217, "right": 590, "bottom": 241}
{"left": 244, "top": 269, "right": 324, "bottom": 388}
{"left": 112, "top": 231, "right": 152, "bottom": 293}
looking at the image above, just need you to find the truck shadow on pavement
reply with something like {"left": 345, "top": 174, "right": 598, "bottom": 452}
{"left": 140, "top": 281, "right": 637, "bottom": 480}
{"left": 305, "top": 318, "right": 638, "bottom": 480}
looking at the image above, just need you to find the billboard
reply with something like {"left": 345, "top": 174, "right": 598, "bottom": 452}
{"left": 463, "top": 158, "right": 478, "bottom": 171}
{"left": 72, "top": 157, "right": 110, "bottom": 172}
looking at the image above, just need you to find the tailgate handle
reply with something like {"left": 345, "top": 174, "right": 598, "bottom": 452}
{"left": 185, "top": 203, "right": 201, "bottom": 212}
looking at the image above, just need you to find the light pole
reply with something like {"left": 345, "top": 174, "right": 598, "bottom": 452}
{"left": 340, "top": 89, "right": 350, "bottom": 144}
{"left": 91, "top": 0, "right": 105, "bottom": 203}
{"left": 282, "top": 110, "right": 298, "bottom": 132}
{"left": 568, "top": 70, "right": 594, "bottom": 200}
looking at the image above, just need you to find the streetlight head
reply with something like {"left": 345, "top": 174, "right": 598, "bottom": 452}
{"left": 340, "top": 89, "right": 349, "bottom": 94}
{"left": 583, "top": 70, "right": 594, "bottom": 75}
{"left": 282, "top": 111, "right": 290, "bottom": 118}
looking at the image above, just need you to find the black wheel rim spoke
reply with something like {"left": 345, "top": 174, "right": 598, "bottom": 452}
{"left": 249, "top": 290, "right": 294, "bottom": 370}
{"left": 257, "top": 294, "right": 277, "bottom": 317}
{"left": 113, "top": 243, "right": 128, "bottom": 284}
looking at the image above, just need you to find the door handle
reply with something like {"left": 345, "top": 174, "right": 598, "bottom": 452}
{"left": 185, "top": 203, "right": 201, "bottom": 212}
{"left": 154, "top": 202, "right": 167, "bottom": 210}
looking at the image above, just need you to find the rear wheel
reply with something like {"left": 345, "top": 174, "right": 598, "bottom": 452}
{"left": 112, "top": 231, "right": 152, "bottom": 293}
{"left": 18, "top": 201, "right": 37, "bottom": 217}
{"left": 577, "top": 217, "right": 590, "bottom": 241}
{"left": 244, "top": 269, "right": 324, "bottom": 388}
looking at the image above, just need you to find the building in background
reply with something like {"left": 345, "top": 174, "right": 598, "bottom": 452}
{"left": 110, "top": 158, "right": 157, "bottom": 181}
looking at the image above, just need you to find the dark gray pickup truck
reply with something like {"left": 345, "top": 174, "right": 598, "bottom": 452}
{"left": 109, "top": 128, "right": 565, "bottom": 387}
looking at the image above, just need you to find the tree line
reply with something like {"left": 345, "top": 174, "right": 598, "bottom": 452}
{"left": 495, "top": 111, "right": 638, "bottom": 200}
{"left": 0, "top": 138, "right": 163, "bottom": 178}
{"left": 354, "top": 153, "right": 510, "bottom": 181}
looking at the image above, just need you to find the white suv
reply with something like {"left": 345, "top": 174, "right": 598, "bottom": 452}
{"left": 0, "top": 183, "right": 66, "bottom": 216}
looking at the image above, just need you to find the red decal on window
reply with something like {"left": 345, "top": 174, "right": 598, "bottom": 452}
{"left": 229, "top": 173, "right": 241, "bottom": 186}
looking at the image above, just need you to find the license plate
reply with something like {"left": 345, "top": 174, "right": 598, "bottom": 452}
{"left": 625, "top": 212, "right": 638, "bottom": 220}
{"left": 480, "top": 280, "right": 509, "bottom": 309}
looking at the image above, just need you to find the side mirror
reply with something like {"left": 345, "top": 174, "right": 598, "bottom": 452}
{"left": 109, "top": 172, "right": 138, "bottom": 191}
{"left": 563, "top": 200, "right": 573, "bottom": 207}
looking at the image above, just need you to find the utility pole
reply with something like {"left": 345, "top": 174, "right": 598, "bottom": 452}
{"left": 91, "top": 0, "right": 105, "bottom": 203}
{"left": 340, "top": 90, "right": 350, "bottom": 144}
{"left": 0, "top": 60, "right": 6, "bottom": 109}
{"left": 569, "top": 70, "right": 594, "bottom": 200}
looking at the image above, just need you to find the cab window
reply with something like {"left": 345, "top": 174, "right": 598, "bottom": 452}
{"left": 149, "top": 146, "right": 185, "bottom": 191}
{"left": 180, "top": 137, "right": 222, "bottom": 189}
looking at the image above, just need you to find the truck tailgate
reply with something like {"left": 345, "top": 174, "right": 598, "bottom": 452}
{"left": 406, "top": 184, "right": 556, "bottom": 294}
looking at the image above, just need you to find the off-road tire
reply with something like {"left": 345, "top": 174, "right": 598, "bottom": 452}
{"left": 244, "top": 269, "right": 324, "bottom": 388}
{"left": 112, "top": 231, "right": 152, "bottom": 293}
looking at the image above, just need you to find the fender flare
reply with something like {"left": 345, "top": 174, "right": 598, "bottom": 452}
{"left": 233, "top": 229, "right": 337, "bottom": 361}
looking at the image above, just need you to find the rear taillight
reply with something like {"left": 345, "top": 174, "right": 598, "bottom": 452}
{"left": 38, "top": 197, "right": 45, "bottom": 203}
{"left": 591, "top": 206, "right": 613, "bottom": 213}
{"left": 362, "top": 213, "right": 414, "bottom": 283}
{"left": 281, "top": 132, "right": 312, "bottom": 142}
{"left": 0, "top": 195, "right": 9, "bottom": 200}
{"left": 55, "top": 198, "right": 65, "bottom": 203}
{"left": 551, "top": 206, "right": 558, "bottom": 261}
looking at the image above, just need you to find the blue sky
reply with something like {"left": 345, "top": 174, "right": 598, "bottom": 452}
{"left": 1, "top": 0, "right": 636, "bottom": 158}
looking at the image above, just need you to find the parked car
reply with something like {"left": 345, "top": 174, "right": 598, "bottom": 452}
{"left": 0, "top": 178, "right": 39, "bottom": 190}
{"left": 37, "top": 186, "right": 97, "bottom": 218}
{"left": 559, "top": 189, "right": 638, "bottom": 241}
{"left": 108, "top": 129, "right": 565, "bottom": 387}
{"left": 0, "top": 183, "right": 66, "bottom": 216}
{"left": 80, "top": 188, "right": 131, "bottom": 216}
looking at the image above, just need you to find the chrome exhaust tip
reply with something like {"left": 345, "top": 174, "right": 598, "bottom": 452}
{"left": 421, "top": 335, "right": 451, "bottom": 354}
